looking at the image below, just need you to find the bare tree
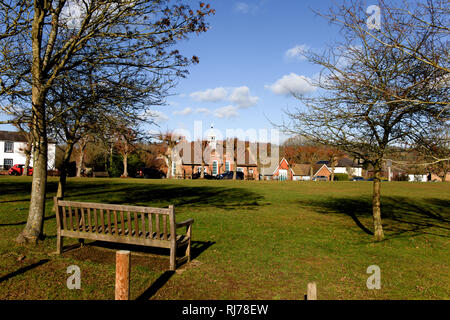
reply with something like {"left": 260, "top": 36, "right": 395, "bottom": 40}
{"left": 283, "top": 0, "right": 447, "bottom": 241}
{"left": 0, "top": 1, "right": 215, "bottom": 243}
{"left": 156, "top": 131, "right": 184, "bottom": 179}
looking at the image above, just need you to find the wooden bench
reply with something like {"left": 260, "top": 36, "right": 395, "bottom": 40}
{"left": 93, "top": 171, "right": 109, "bottom": 177}
{"left": 53, "top": 197, "right": 193, "bottom": 270}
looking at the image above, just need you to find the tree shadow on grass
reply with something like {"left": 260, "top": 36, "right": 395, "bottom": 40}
{"left": 64, "top": 183, "right": 266, "bottom": 211}
{"left": 299, "top": 196, "right": 450, "bottom": 238}
{"left": 134, "top": 241, "right": 215, "bottom": 300}
{"left": 62, "top": 239, "right": 214, "bottom": 300}
{"left": 0, "top": 259, "right": 50, "bottom": 284}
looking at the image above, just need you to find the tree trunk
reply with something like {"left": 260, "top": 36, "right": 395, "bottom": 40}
{"left": 16, "top": 8, "right": 47, "bottom": 244}
{"left": 372, "top": 161, "right": 385, "bottom": 241}
{"left": 22, "top": 143, "right": 32, "bottom": 176}
{"left": 331, "top": 156, "right": 336, "bottom": 181}
{"left": 233, "top": 163, "right": 237, "bottom": 180}
{"left": 109, "top": 141, "right": 114, "bottom": 172}
{"left": 310, "top": 165, "right": 314, "bottom": 180}
{"left": 122, "top": 153, "right": 128, "bottom": 177}
{"left": 57, "top": 142, "right": 74, "bottom": 198}
{"left": 167, "top": 157, "right": 172, "bottom": 179}
{"left": 76, "top": 144, "right": 85, "bottom": 177}
{"left": 200, "top": 161, "right": 205, "bottom": 179}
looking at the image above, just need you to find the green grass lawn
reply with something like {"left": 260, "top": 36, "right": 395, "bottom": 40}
{"left": 0, "top": 176, "right": 449, "bottom": 300}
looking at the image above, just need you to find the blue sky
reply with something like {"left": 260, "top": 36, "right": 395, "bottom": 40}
{"left": 1, "top": 0, "right": 356, "bottom": 143}
{"left": 150, "top": 0, "right": 345, "bottom": 142}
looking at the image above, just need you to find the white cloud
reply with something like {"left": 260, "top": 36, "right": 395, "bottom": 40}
{"left": 214, "top": 105, "right": 239, "bottom": 119}
{"left": 228, "top": 86, "right": 259, "bottom": 108}
{"left": 266, "top": 73, "right": 317, "bottom": 96}
{"left": 143, "top": 110, "right": 168, "bottom": 123}
{"left": 285, "top": 44, "right": 309, "bottom": 61}
{"left": 189, "top": 86, "right": 259, "bottom": 108}
{"left": 234, "top": 2, "right": 252, "bottom": 13}
{"left": 195, "top": 108, "right": 211, "bottom": 114}
{"left": 190, "top": 87, "right": 228, "bottom": 102}
{"left": 172, "top": 107, "right": 193, "bottom": 116}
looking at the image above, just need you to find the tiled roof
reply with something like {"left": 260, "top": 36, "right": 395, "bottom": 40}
{"left": 0, "top": 130, "right": 57, "bottom": 144}
{"left": 0, "top": 130, "right": 28, "bottom": 142}
{"left": 291, "top": 163, "right": 310, "bottom": 176}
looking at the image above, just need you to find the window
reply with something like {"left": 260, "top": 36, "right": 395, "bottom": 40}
{"left": 3, "top": 158, "right": 13, "bottom": 170}
{"left": 212, "top": 161, "right": 218, "bottom": 175}
{"left": 4, "top": 141, "right": 13, "bottom": 153}
{"left": 237, "top": 167, "right": 244, "bottom": 173}
{"left": 225, "top": 161, "right": 230, "bottom": 172}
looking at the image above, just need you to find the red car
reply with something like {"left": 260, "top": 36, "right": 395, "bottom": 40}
{"left": 8, "top": 164, "right": 33, "bottom": 176}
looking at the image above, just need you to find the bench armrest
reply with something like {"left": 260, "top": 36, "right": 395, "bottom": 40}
{"left": 176, "top": 218, "right": 194, "bottom": 229}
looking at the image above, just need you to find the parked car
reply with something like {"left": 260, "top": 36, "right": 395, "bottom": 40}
{"left": 192, "top": 172, "right": 215, "bottom": 180}
{"left": 366, "top": 177, "right": 388, "bottom": 181}
{"left": 217, "top": 171, "right": 244, "bottom": 180}
{"left": 312, "top": 175, "right": 328, "bottom": 181}
{"left": 136, "top": 167, "right": 166, "bottom": 179}
{"left": 8, "top": 164, "right": 33, "bottom": 176}
{"left": 350, "top": 176, "right": 365, "bottom": 181}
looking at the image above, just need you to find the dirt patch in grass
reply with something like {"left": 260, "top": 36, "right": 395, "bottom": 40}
{"left": 62, "top": 243, "right": 170, "bottom": 271}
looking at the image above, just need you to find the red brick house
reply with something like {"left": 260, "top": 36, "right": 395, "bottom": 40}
{"left": 171, "top": 133, "right": 261, "bottom": 180}
{"left": 261, "top": 158, "right": 332, "bottom": 181}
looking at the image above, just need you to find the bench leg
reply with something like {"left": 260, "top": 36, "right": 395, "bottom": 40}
{"left": 79, "top": 238, "right": 84, "bottom": 248}
{"left": 186, "top": 237, "right": 191, "bottom": 263}
{"left": 186, "top": 225, "right": 192, "bottom": 262}
{"left": 170, "top": 244, "right": 176, "bottom": 271}
{"left": 56, "top": 234, "right": 63, "bottom": 254}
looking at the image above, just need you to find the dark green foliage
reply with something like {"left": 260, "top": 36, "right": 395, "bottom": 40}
{"left": 334, "top": 173, "right": 349, "bottom": 181}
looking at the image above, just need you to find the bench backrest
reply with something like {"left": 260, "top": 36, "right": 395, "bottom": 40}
{"left": 54, "top": 197, "right": 176, "bottom": 241}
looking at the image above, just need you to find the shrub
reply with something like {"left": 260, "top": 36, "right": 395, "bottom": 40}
{"left": 334, "top": 173, "right": 349, "bottom": 181}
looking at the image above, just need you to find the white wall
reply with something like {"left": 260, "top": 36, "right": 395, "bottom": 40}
{"left": 0, "top": 141, "right": 28, "bottom": 168}
{"left": 408, "top": 174, "right": 427, "bottom": 182}
{"left": 334, "top": 167, "right": 362, "bottom": 176}
{"left": 0, "top": 141, "right": 56, "bottom": 170}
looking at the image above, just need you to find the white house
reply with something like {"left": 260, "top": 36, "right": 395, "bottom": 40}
{"left": 0, "top": 130, "right": 56, "bottom": 170}
{"left": 408, "top": 174, "right": 428, "bottom": 182}
{"left": 326, "top": 157, "right": 363, "bottom": 177}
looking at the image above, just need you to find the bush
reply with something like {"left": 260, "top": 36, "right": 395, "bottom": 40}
{"left": 334, "top": 173, "right": 349, "bottom": 181}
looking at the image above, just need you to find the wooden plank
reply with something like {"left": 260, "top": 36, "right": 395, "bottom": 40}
{"left": 155, "top": 214, "right": 160, "bottom": 240}
{"left": 87, "top": 208, "right": 92, "bottom": 232}
{"left": 141, "top": 213, "right": 145, "bottom": 238}
{"left": 74, "top": 207, "right": 79, "bottom": 231}
{"left": 120, "top": 211, "right": 125, "bottom": 236}
{"left": 107, "top": 209, "right": 112, "bottom": 234}
{"left": 69, "top": 207, "right": 73, "bottom": 231}
{"left": 127, "top": 211, "right": 132, "bottom": 237}
{"left": 62, "top": 206, "right": 67, "bottom": 230}
{"left": 114, "top": 211, "right": 118, "bottom": 235}
{"left": 100, "top": 209, "right": 105, "bottom": 234}
{"left": 148, "top": 213, "right": 153, "bottom": 238}
{"left": 80, "top": 207, "right": 86, "bottom": 232}
{"left": 57, "top": 200, "right": 170, "bottom": 214}
{"left": 92, "top": 208, "right": 97, "bottom": 232}
{"left": 163, "top": 215, "right": 168, "bottom": 240}
{"left": 60, "top": 230, "right": 172, "bottom": 248}
{"left": 134, "top": 212, "right": 139, "bottom": 238}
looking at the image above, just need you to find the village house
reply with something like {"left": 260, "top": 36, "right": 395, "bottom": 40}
{"left": 0, "top": 130, "right": 56, "bottom": 171}
{"left": 171, "top": 127, "right": 261, "bottom": 180}
{"left": 261, "top": 157, "right": 363, "bottom": 181}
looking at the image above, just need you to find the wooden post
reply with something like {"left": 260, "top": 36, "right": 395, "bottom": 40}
{"left": 115, "top": 250, "right": 131, "bottom": 300}
{"left": 306, "top": 282, "right": 317, "bottom": 300}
